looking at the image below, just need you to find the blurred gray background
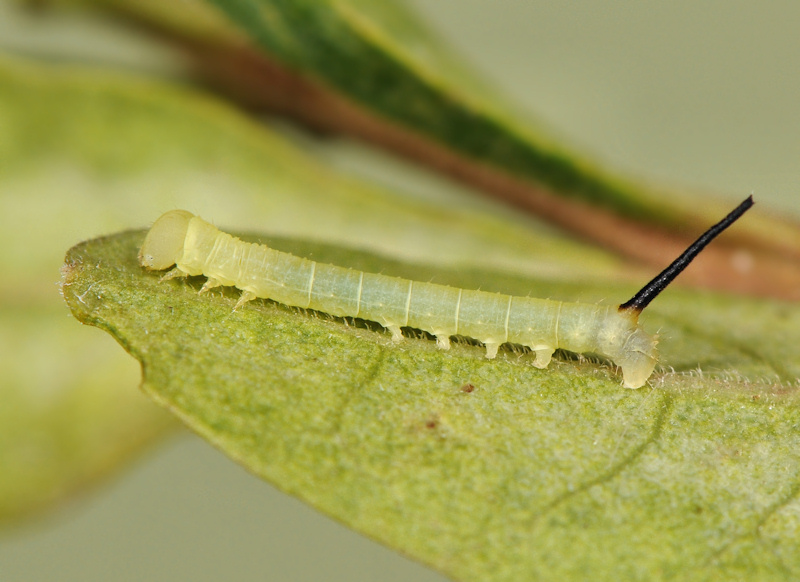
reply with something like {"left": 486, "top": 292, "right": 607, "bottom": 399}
{"left": 1, "top": 1, "right": 798, "bottom": 581}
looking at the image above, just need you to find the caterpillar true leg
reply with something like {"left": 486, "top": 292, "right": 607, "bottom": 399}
{"left": 234, "top": 291, "right": 256, "bottom": 311}
{"left": 199, "top": 277, "right": 222, "bottom": 293}
{"left": 160, "top": 267, "right": 187, "bottom": 282}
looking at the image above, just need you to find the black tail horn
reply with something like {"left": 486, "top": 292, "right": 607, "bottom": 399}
{"left": 619, "top": 195, "right": 754, "bottom": 313}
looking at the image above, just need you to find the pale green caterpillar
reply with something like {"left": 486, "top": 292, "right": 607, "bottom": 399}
{"left": 139, "top": 197, "right": 753, "bottom": 389}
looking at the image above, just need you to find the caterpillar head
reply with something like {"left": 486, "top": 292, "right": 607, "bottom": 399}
{"left": 139, "top": 210, "right": 195, "bottom": 270}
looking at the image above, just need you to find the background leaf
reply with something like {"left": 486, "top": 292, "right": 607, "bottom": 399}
{"left": 38, "top": 0, "right": 800, "bottom": 299}
{"left": 0, "top": 51, "right": 620, "bottom": 525}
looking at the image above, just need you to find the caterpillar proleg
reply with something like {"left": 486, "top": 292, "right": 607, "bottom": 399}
{"left": 139, "top": 197, "right": 753, "bottom": 389}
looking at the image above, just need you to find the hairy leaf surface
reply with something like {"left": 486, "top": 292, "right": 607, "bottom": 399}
{"left": 62, "top": 229, "right": 800, "bottom": 581}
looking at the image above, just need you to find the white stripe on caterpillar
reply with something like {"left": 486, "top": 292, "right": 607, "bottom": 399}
{"left": 139, "top": 197, "right": 753, "bottom": 389}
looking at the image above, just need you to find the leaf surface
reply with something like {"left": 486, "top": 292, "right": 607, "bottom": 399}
{"left": 62, "top": 228, "right": 800, "bottom": 581}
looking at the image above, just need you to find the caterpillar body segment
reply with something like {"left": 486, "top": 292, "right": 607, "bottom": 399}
{"left": 139, "top": 210, "right": 657, "bottom": 388}
{"left": 139, "top": 197, "right": 753, "bottom": 390}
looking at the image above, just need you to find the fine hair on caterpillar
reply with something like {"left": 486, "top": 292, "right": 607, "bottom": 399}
{"left": 139, "top": 196, "right": 754, "bottom": 389}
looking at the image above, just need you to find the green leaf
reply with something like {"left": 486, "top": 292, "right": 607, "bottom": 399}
{"left": 0, "top": 56, "right": 186, "bottom": 524}
{"left": 0, "top": 304, "right": 175, "bottom": 524}
{"left": 3, "top": 24, "right": 798, "bottom": 579}
{"left": 48, "top": 0, "right": 800, "bottom": 300}
{"left": 0, "top": 52, "right": 616, "bottom": 523}
{"left": 0, "top": 53, "right": 619, "bottom": 281}
{"left": 62, "top": 228, "right": 800, "bottom": 581}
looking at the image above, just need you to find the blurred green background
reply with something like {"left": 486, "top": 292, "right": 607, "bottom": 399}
{"left": 1, "top": 1, "right": 798, "bottom": 580}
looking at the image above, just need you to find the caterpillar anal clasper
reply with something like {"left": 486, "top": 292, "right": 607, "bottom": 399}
{"left": 138, "top": 198, "right": 753, "bottom": 390}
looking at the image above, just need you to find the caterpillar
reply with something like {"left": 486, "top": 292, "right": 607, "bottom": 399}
{"left": 139, "top": 196, "right": 753, "bottom": 389}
